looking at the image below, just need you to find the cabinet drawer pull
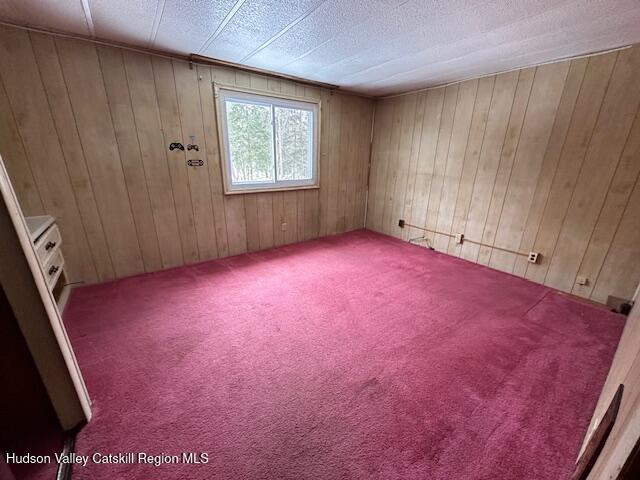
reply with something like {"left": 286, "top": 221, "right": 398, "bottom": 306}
{"left": 48, "top": 265, "right": 59, "bottom": 275}
{"left": 45, "top": 241, "right": 57, "bottom": 250}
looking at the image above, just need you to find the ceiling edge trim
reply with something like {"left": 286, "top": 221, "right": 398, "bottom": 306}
{"left": 0, "top": 19, "right": 186, "bottom": 61}
{"left": 0, "top": 20, "right": 374, "bottom": 98}
{"left": 189, "top": 53, "right": 339, "bottom": 90}
{"left": 378, "top": 44, "right": 632, "bottom": 100}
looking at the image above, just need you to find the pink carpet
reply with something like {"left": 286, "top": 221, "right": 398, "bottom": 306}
{"left": 63, "top": 229, "right": 624, "bottom": 480}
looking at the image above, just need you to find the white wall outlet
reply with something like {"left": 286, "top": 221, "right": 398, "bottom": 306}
{"left": 281, "top": 222, "right": 288, "bottom": 231}
{"left": 455, "top": 233, "right": 464, "bottom": 244}
{"left": 576, "top": 276, "right": 589, "bottom": 286}
{"left": 528, "top": 252, "right": 540, "bottom": 264}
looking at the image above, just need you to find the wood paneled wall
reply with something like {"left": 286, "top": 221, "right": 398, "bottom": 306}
{"left": 0, "top": 25, "right": 373, "bottom": 284}
{"left": 367, "top": 45, "right": 640, "bottom": 304}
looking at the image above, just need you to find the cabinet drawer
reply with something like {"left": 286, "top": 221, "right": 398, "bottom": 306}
{"left": 35, "top": 224, "right": 62, "bottom": 265}
{"left": 44, "top": 249, "right": 65, "bottom": 289}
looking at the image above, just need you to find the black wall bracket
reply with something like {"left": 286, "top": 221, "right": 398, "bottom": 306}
{"left": 169, "top": 142, "right": 185, "bottom": 151}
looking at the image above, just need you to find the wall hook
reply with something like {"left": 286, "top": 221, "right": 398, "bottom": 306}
{"left": 169, "top": 142, "right": 184, "bottom": 151}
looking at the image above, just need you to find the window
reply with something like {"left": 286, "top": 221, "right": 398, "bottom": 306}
{"left": 216, "top": 87, "right": 319, "bottom": 193}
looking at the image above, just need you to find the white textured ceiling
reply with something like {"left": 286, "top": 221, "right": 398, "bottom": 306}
{"left": 1, "top": 0, "right": 639, "bottom": 96}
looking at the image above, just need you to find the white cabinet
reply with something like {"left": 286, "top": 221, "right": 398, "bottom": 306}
{"left": 25, "top": 215, "right": 66, "bottom": 293}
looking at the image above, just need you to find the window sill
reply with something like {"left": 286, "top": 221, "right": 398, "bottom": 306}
{"left": 224, "top": 184, "right": 320, "bottom": 195}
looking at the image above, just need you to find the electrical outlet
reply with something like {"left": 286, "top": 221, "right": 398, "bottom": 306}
{"left": 576, "top": 276, "right": 589, "bottom": 286}
{"left": 281, "top": 222, "right": 288, "bottom": 231}
{"left": 398, "top": 219, "right": 405, "bottom": 228}
{"left": 455, "top": 233, "right": 464, "bottom": 244}
{"left": 528, "top": 252, "right": 540, "bottom": 264}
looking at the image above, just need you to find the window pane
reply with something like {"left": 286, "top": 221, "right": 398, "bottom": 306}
{"left": 226, "top": 100, "right": 274, "bottom": 184}
{"left": 274, "top": 107, "right": 313, "bottom": 181}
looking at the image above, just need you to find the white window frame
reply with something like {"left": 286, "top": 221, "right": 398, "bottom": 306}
{"left": 214, "top": 84, "right": 320, "bottom": 194}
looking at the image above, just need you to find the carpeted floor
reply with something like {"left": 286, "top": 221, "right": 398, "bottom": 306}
{"left": 63, "top": 229, "right": 624, "bottom": 480}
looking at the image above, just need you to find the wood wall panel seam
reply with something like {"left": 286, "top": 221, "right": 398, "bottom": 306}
{"left": 117, "top": 47, "right": 164, "bottom": 271}
{"left": 367, "top": 45, "right": 640, "bottom": 302}
{"left": 197, "top": 64, "right": 230, "bottom": 258}
{"left": 0, "top": 26, "right": 102, "bottom": 282}
{"left": 152, "top": 56, "right": 200, "bottom": 264}
{"left": 449, "top": 76, "right": 495, "bottom": 258}
{"left": 0, "top": 25, "right": 374, "bottom": 283}
{"left": 546, "top": 47, "right": 640, "bottom": 292}
{"left": 461, "top": 70, "right": 519, "bottom": 263}
{"left": 0, "top": 74, "right": 45, "bottom": 215}
{"left": 479, "top": 67, "right": 535, "bottom": 267}
{"left": 588, "top": 170, "right": 640, "bottom": 301}
{"left": 173, "top": 60, "right": 220, "bottom": 261}
{"left": 491, "top": 62, "right": 570, "bottom": 274}
{"left": 513, "top": 58, "right": 587, "bottom": 278}
{"left": 525, "top": 53, "right": 616, "bottom": 286}
{"left": 539, "top": 52, "right": 619, "bottom": 288}
{"left": 474, "top": 70, "right": 523, "bottom": 263}
{"left": 572, "top": 105, "right": 640, "bottom": 299}
{"left": 124, "top": 50, "right": 185, "bottom": 268}
{"left": 47, "top": 36, "right": 113, "bottom": 282}
{"left": 448, "top": 76, "right": 494, "bottom": 256}
{"left": 55, "top": 36, "right": 144, "bottom": 278}
{"left": 170, "top": 60, "right": 206, "bottom": 261}
{"left": 413, "top": 89, "right": 445, "bottom": 240}
{"left": 426, "top": 85, "right": 459, "bottom": 245}
{"left": 96, "top": 45, "right": 161, "bottom": 273}
{"left": 435, "top": 80, "right": 478, "bottom": 252}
